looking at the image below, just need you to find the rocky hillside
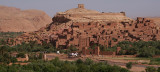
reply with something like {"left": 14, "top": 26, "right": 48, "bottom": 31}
{"left": 0, "top": 5, "right": 52, "bottom": 32}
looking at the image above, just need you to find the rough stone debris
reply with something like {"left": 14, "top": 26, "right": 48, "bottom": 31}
{"left": 8, "top": 4, "right": 160, "bottom": 54}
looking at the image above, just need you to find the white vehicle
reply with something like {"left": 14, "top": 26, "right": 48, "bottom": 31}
{"left": 57, "top": 51, "right": 60, "bottom": 54}
{"left": 68, "top": 52, "right": 78, "bottom": 58}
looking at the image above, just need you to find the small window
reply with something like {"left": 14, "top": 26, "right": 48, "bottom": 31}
{"left": 133, "top": 29, "right": 135, "bottom": 32}
{"left": 102, "top": 25, "right": 104, "bottom": 28}
{"left": 111, "top": 31, "right": 113, "bottom": 34}
{"left": 107, "top": 23, "right": 111, "bottom": 26}
{"left": 129, "top": 24, "right": 132, "bottom": 26}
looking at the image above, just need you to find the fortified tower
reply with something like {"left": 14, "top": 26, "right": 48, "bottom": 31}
{"left": 120, "top": 11, "right": 126, "bottom": 16}
{"left": 78, "top": 4, "right": 84, "bottom": 9}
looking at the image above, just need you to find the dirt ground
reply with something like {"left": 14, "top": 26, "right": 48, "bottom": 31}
{"left": 8, "top": 53, "right": 158, "bottom": 72}
{"left": 45, "top": 53, "right": 160, "bottom": 72}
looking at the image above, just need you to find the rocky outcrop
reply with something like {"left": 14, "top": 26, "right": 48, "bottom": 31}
{"left": 0, "top": 5, "right": 52, "bottom": 32}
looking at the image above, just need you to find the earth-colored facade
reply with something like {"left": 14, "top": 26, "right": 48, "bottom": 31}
{"left": 9, "top": 4, "right": 160, "bottom": 52}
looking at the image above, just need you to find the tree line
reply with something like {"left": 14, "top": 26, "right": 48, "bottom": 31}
{"left": 98, "top": 41, "right": 160, "bottom": 57}
{"left": 0, "top": 57, "right": 130, "bottom": 72}
{"left": 2, "top": 39, "right": 160, "bottom": 58}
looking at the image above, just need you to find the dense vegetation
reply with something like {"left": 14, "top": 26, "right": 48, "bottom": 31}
{"left": 150, "top": 58, "right": 160, "bottom": 65}
{"left": 0, "top": 41, "right": 56, "bottom": 53}
{"left": 0, "top": 41, "right": 130, "bottom": 72}
{"left": 0, "top": 57, "right": 130, "bottom": 72}
{"left": 145, "top": 66, "right": 160, "bottom": 72}
{"left": 115, "top": 41, "right": 160, "bottom": 57}
{"left": 0, "top": 45, "right": 17, "bottom": 64}
{"left": 98, "top": 41, "right": 160, "bottom": 57}
{"left": 0, "top": 40, "right": 78, "bottom": 64}
{"left": 0, "top": 32, "right": 24, "bottom": 40}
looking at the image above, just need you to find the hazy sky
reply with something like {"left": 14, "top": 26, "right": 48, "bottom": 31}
{"left": 0, "top": 0, "right": 160, "bottom": 18}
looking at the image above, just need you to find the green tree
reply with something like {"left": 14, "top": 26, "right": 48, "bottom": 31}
{"left": 7, "top": 66, "right": 18, "bottom": 72}
{"left": 32, "top": 64, "right": 43, "bottom": 72}
{"left": 38, "top": 53, "right": 43, "bottom": 59}
{"left": 84, "top": 58, "right": 93, "bottom": 65}
{"left": 60, "top": 63, "right": 77, "bottom": 72}
{"left": 19, "top": 70, "right": 34, "bottom": 72}
{"left": 77, "top": 64, "right": 90, "bottom": 72}
{"left": 43, "top": 64, "right": 59, "bottom": 72}
{"left": 0, "top": 46, "right": 8, "bottom": 55}
{"left": 90, "top": 44, "right": 97, "bottom": 49}
{"left": 0, "top": 39, "right": 7, "bottom": 45}
{"left": 76, "top": 59, "right": 83, "bottom": 64}
{"left": 126, "top": 62, "right": 132, "bottom": 69}
{"left": 120, "top": 68, "right": 130, "bottom": 72}
{"left": 145, "top": 66, "right": 157, "bottom": 72}
{"left": 158, "top": 67, "right": 160, "bottom": 72}
{"left": 17, "top": 52, "right": 25, "bottom": 58}
{"left": 10, "top": 39, "right": 14, "bottom": 45}
{"left": 69, "top": 45, "right": 78, "bottom": 51}
{"left": 99, "top": 45, "right": 106, "bottom": 51}
{"left": 10, "top": 57, "right": 17, "bottom": 63}
{"left": 3, "top": 53, "right": 11, "bottom": 64}
{"left": 0, "top": 65, "right": 7, "bottom": 72}
{"left": 138, "top": 47, "right": 156, "bottom": 57}
{"left": 118, "top": 50, "right": 125, "bottom": 55}
{"left": 51, "top": 57, "right": 63, "bottom": 67}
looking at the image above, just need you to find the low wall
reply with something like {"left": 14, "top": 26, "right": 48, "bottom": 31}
{"left": 85, "top": 49, "right": 94, "bottom": 55}
{"left": 153, "top": 55, "right": 160, "bottom": 58}
{"left": 100, "top": 51, "right": 116, "bottom": 55}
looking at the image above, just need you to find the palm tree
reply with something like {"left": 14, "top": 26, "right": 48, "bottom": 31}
{"left": 0, "top": 46, "right": 7, "bottom": 55}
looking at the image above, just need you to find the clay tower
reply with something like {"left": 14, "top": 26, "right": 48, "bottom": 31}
{"left": 78, "top": 4, "right": 84, "bottom": 9}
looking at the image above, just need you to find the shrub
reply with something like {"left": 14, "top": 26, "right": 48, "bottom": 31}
{"left": 38, "top": 53, "right": 43, "bottom": 59}
{"left": 112, "top": 38, "right": 118, "bottom": 42}
{"left": 69, "top": 45, "right": 78, "bottom": 51}
{"left": 126, "top": 62, "right": 132, "bottom": 69}
{"left": 84, "top": 58, "right": 93, "bottom": 65}
{"left": 10, "top": 57, "right": 17, "bottom": 63}
{"left": 145, "top": 66, "right": 157, "bottom": 72}
{"left": 17, "top": 52, "right": 25, "bottom": 58}
{"left": 157, "top": 67, "right": 160, "bottom": 72}
{"left": 120, "top": 68, "right": 130, "bottom": 72}
{"left": 76, "top": 59, "right": 83, "bottom": 64}
{"left": 0, "top": 65, "right": 7, "bottom": 72}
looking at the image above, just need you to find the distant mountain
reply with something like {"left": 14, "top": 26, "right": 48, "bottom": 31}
{"left": 0, "top": 5, "right": 52, "bottom": 32}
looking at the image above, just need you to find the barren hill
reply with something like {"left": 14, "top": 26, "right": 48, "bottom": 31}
{"left": 0, "top": 5, "right": 52, "bottom": 32}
